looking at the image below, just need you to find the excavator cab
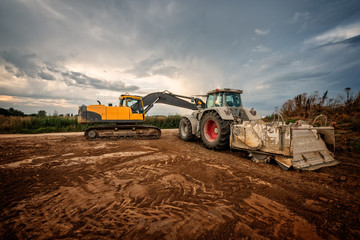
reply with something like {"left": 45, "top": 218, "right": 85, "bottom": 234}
{"left": 119, "top": 95, "right": 144, "bottom": 120}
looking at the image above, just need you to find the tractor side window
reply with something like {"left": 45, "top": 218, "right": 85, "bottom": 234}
{"left": 206, "top": 94, "right": 214, "bottom": 108}
{"left": 127, "top": 99, "right": 143, "bottom": 114}
{"left": 214, "top": 92, "right": 223, "bottom": 107}
{"left": 225, "top": 93, "right": 242, "bottom": 107}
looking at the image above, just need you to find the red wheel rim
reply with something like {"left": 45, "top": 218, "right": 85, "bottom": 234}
{"left": 204, "top": 119, "right": 218, "bottom": 142}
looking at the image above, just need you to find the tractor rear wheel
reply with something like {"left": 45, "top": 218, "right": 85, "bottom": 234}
{"left": 200, "top": 112, "right": 230, "bottom": 150}
{"left": 179, "top": 117, "right": 194, "bottom": 141}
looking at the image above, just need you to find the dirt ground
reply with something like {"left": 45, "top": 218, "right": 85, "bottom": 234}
{"left": 0, "top": 129, "right": 359, "bottom": 240}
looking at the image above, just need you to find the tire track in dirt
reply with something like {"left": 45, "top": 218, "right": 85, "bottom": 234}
{"left": 2, "top": 149, "right": 241, "bottom": 239}
{"left": 1, "top": 130, "right": 358, "bottom": 239}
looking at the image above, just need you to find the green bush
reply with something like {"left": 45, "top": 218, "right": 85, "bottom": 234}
{"left": 285, "top": 119, "right": 297, "bottom": 124}
{"left": 143, "top": 115, "right": 182, "bottom": 129}
{"left": 262, "top": 114, "right": 274, "bottom": 122}
{"left": 0, "top": 115, "right": 182, "bottom": 134}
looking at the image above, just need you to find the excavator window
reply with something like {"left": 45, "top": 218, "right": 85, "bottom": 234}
{"left": 119, "top": 97, "right": 143, "bottom": 113}
{"left": 127, "top": 98, "right": 143, "bottom": 114}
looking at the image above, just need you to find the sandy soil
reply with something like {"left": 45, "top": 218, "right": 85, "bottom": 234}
{"left": 0, "top": 129, "right": 359, "bottom": 239}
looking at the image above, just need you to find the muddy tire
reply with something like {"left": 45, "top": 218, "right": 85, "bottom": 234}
{"left": 200, "top": 112, "right": 230, "bottom": 150}
{"left": 179, "top": 117, "right": 194, "bottom": 141}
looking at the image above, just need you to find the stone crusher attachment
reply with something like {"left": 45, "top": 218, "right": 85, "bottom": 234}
{"left": 230, "top": 114, "right": 339, "bottom": 170}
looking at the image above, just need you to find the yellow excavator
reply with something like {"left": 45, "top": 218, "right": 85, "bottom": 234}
{"left": 78, "top": 91, "right": 204, "bottom": 139}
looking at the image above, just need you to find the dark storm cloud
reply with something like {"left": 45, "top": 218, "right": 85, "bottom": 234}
{"left": 1, "top": 49, "right": 139, "bottom": 92}
{"left": 46, "top": 67, "right": 61, "bottom": 73}
{"left": 125, "top": 56, "right": 181, "bottom": 78}
{"left": 271, "top": 72, "right": 331, "bottom": 84}
{"left": 314, "top": 34, "right": 360, "bottom": 49}
{"left": 288, "top": 12, "right": 310, "bottom": 24}
{"left": 125, "top": 57, "right": 163, "bottom": 77}
{"left": 4, "top": 65, "right": 16, "bottom": 75}
{"left": 0, "top": 0, "right": 360, "bottom": 115}
{"left": 0, "top": 87, "right": 82, "bottom": 101}
{"left": 341, "top": 35, "right": 360, "bottom": 46}
{"left": 1, "top": 50, "right": 38, "bottom": 78}
{"left": 61, "top": 71, "right": 139, "bottom": 91}
{"left": 153, "top": 66, "right": 180, "bottom": 78}
{"left": 38, "top": 71, "right": 56, "bottom": 81}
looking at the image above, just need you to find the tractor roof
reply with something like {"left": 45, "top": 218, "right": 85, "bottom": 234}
{"left": 207, "top": 88, "right": 243, "bottom": 95}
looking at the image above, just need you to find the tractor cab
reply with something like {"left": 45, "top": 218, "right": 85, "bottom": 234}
{"left": 205, "top": 89, "right": 243, "bottom": 108}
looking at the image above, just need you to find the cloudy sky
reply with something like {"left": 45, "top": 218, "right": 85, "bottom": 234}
{"left": 1, "top": 0, "right": 359, "bottom": 116}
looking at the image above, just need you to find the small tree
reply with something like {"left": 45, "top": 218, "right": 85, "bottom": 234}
{"left": 344, "top": 87, "right": 355, "bottom": 108}
{"left": 8, "top": 107, "right": 25, "bottom": 116}
{"left": 37, "top": 110, "right": 47, "bottom": 118}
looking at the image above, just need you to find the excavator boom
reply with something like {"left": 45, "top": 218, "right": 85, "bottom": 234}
{"left": 142, "top": 91, "right": 202, "bottom": 114}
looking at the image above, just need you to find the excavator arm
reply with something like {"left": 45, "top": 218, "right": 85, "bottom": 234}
{"left": 141, "top": 91, "right": 205, "bottom": 114}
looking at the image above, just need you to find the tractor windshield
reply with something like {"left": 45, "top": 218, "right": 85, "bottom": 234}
{"left": 206, "top": 92, "right": 242, "bottom": 108}
{"left": 225, "top": 92, "right": 242, "bottom": 107}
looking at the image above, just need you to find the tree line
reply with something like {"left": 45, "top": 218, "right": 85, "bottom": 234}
{"left": 0, "top": 107, "right": 48, "bottom": 118}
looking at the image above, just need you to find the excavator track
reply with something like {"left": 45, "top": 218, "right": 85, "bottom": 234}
{"left": 84, "top": 125, "right": 161, "bottom": 140}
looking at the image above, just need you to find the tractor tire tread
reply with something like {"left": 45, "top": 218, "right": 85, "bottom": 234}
{"left": 179, "top": 117, "right": 194, "bottom": 141}
{"left": 200, "top": 111, "right": 230, "bottom": 150}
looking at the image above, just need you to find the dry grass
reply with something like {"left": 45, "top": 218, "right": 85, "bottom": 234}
{"left": 0, "top": 115, "right": 87, "bottom": 133}
{"left": 0, "top": 115, "right": 182, "bottom": 133}
{"left": 278, "top": 90, "right": 360, "bottom": 129}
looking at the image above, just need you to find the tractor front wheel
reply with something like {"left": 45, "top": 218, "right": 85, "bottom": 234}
{"left": 200, "top": 112, "right": 230, "bottom": 150}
